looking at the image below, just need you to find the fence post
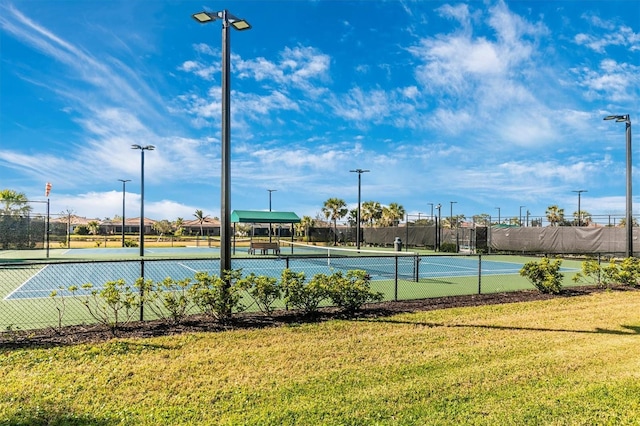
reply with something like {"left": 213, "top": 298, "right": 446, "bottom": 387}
{"left": 478, "top": 254, "right": 482, "bottom": 295}
{"left": 415, "top": 254, "right": 420, "bottom": 282}
{"left": 140, "top": 258, "right": 145, "bottom": 321}
{"left": 394, "top": 256, "right": 398, "bottom": 301}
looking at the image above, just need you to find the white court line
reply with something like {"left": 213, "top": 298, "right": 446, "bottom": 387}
{"left": 4, "top": 264, "right": 49, "bottom": 301}
{"left": 178, "top": 262, "right": 201, "bottom": 273}
{"left": 422, "top": 260, "right": 477, "bottom": 271}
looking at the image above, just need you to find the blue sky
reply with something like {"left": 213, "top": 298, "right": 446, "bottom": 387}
{"left": 1, "top": 0, "right": 639, "bottom": 225}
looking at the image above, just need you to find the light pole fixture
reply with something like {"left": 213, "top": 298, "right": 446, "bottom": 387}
{"left": 572, "top": 190, "right": 587, "bottom": 226}
{"left": 519, "top": 206, "right": 526, "bottom": 227}
{"left": 604, "top": 114, "right": 633, "bottom": 257}
{"left": 350, "top": 169, "right": 370, "bottom": 250}
{"left": 449, "top": 201, "right": 457, "bottom": 229}
{"left": 495, "top": 207, "right": 501, "bottom": 225}
{"left": 193, "top": 9, "right": 251, "bottom": 277}
{"left": 118, "top": 179, "right": 131, "bottom": 247}
{"left": 267, "top": 189, "right": 277, "bottom": 243}
{"left": 131, "top": 145, "right": 155, "bottom": 257}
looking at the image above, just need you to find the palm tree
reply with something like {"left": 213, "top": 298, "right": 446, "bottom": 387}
{"left": 173, "top": 217, "right": 184, "bottom": 236}
{"left": 448, "top": 214, "right": 466, "bottom": 229}
{"left": 618, "top": 217, "right": 638, "bottom": 227}
{"left": 361, "top": 201, "right": 382, "bottom": 227}
{"left": 322, "top": 198, "right": 347, "bottom": 245}
{"left": 0, "top": 189, "right": 31, "bottom": 216}
{"left": 194, "top": 209, "right": 209, "bottom": 237}
{"left": 384, "top": 202, "right": 405, "bottom": 226}
{"left": 473, "top": 214, "right": 491, "bottom": 226}
{"left": 379, "top": 208, "right": 394, "bottom": 227}
{"left": 546, "top": 205, "right": 564, "bottom": 227}
{"left": 347, "top": 209, "right": 358, "bottom": 227}
{"left": 87, "top": 221, "right": 100, "bottom": 236}
{"left": 573, "top": 210, "right": 592, "bottom": 226}
{"left": 295, "top": 215, "right": 315, "bottom": 241}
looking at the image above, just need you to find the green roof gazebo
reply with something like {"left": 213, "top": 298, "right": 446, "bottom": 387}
{"left": 231, "top": 210, "right": 301, "bottom": 252}
{"left": 231, "top": 210, "right": 301, "bottom": 224}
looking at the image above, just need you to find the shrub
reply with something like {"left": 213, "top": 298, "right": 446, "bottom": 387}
{"left": 70, "top": 279, "right": 139, "bottom": 334}
{"left": 188, "top": 270, "right": 245, "bottom": 321}
{"left": 325, "top": 270, "right": 383, "bottom": 313}
{"left": 73, "top": 225, "right": 89, "bottom": 235}
{"left": 439, "top": 242, "right": 457, "bottom": 253}
{"left": 602, "top": 257, "right": 640, "bottom": 287}
{"left": 240, "top": 273, "right": 281, "bottom": 316}
{"left": 572, "top": 258, "right": 605, "bottom": 288}
{"left": 280, "top": 269, "right": 329, "bottom": 315}
{"left": 141, "top": 277, "right": 193, "bottom": 324}
{"left": 49, "top": 287, "right": 69, "bottom": 333}
{"left": 519, "top": 257, "right": 563, "bottom": 294}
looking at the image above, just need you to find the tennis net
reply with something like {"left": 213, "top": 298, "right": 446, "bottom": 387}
{"left": 278, "top": 241, "right": 419, "bottom": 280}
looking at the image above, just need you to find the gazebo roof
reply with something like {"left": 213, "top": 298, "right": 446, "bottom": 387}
{"left": 231, "top": 210, "right": 300, "bottom": 224}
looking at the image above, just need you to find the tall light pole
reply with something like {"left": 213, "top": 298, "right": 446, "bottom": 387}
{"left": 572, "top": 190, "right": 587, "bottom": 226}
{"left": 267, "top": 189, "right": 276, "bottom": 243}
{"left": 604, "top": 114, "right": 633, "bottom": 257}
{"left": 495, "top": 207, "right": 501, "bottom": 225}
{"left": 45, "top": 182, "right": 51, "bottom": 258}
{"left": 449, "top": 201, "right": 457, "bottom": 229}
{"left": 267, "top": 189, "right": 277, "bottom": 212}
{"left": 131, "top": 145, "right": 154, "bottom": 257}
{"left": 193, "top": 10, "right": 251, "bottom": 277}
{"left": 436, "top": 203, "right": 442, "bottom": 251}
{"left": 118, "top": 179, "right": 131, "bottom": 247}
{"left": 519, "top": 206, "right": 526, "bottom": 227}
{"left": 350, "top": 169, "right": 370, "bottom": 250}
{"left": 428, "top": 203, "right": 434, "bottom": 222}
{"left": 131, "top": 144, "right": 153, "bottom": 322}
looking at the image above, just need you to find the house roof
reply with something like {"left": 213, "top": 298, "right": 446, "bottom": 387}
{"left": 183, "top": 217, "right": 221, "bottom": 228}
{"left": 231, "top": 210, "right": 301, "bottom": 224}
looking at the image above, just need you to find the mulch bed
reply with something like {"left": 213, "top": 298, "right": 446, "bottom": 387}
{"left": 0, "top": 285, "right": 629, "bottom": 349}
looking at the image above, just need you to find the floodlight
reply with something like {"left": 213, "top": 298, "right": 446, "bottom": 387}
{"left": 192, "top": 12, "right": 217, "bottom": 23}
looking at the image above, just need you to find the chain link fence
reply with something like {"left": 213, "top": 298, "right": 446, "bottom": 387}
{"left": 0, "top": 253, "right": 586, "bottom": 333}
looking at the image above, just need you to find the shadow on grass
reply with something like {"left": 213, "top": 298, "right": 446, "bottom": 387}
{"left": 5, "top": 405, "right": 117, "bottom": 426}
{"left": 370, "top": 317, "right": 640, "bottom": 336}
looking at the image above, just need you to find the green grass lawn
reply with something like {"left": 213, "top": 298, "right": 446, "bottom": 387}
{"left": 2, "top": 290, "right": 640, "bottom": 425}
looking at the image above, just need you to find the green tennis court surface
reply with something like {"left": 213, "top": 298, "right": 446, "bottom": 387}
{"left": 3, "top": 255, "right": 579, "bottom": 301}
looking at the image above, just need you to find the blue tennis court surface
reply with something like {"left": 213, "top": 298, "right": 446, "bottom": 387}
{"left": 4, "top": 256, "right": 578, "bottom": 300}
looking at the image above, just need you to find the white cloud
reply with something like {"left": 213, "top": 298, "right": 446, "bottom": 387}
{"left": 574, "top": 14, "right": 640, "bottom": 53}
{"left": 235, "top": 45, "right": 331, "bottom": 92}
{"left": 48, "top": 191, "right": 199, "bottom": 220}
{"left": 573, "top": 59, "right": 640, "bottom": 102}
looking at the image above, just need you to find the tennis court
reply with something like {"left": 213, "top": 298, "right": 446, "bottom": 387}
{"left": 3, "top": 253, "right": 577, "bottom": 301}
{"left": 0, "top": 246, "right": 586, "bottom": 331}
